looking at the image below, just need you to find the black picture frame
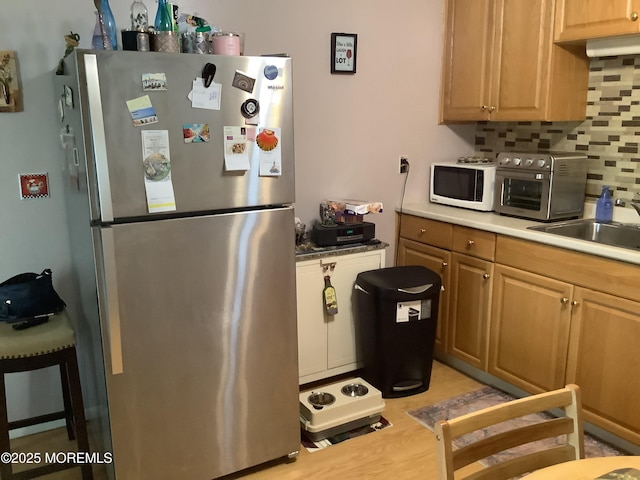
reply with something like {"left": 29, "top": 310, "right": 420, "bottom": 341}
{"left": 331, "top": 33, "right": 357, "bottom": 74}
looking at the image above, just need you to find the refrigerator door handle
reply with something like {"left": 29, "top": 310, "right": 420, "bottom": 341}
{"left": 85, "top": 54, "right": 115, "bottom": 223}
{"left": 101, "top": 228, "right": 124, "bottom": 375}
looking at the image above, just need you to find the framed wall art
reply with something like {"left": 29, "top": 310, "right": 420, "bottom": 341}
{"left": 0, "top": 51, "right": 23, "bottom": 113}
{"left": 331, "top": 33, "right": 357, "bottom": 74}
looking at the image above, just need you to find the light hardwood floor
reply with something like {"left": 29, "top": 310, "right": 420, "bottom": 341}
{"left": 9, "top": 361, "right": 482, "bottom": 479}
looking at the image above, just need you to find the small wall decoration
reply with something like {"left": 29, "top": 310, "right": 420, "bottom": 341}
{"left": 331, "top": 33, "right": 357, "bottom": 74}
{"left": 19, "top": 173, "right": 50, "bottom": 199}
{"left": 0, "top": 51, "right": 23, "bottom": 112}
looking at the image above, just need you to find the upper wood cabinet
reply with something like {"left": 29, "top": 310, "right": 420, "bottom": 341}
{"left": 440, "top": 0, "right": 589, "bottom": 122}
{"left": 439, "top": 0, "right": 495, "bottom": 121}
{"left": 555, "top": 0, "right": 640, "bottom": 43}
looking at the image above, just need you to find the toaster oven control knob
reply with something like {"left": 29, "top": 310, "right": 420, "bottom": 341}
{"left": 537, "top": 159, "right": 547, "bottom": 168}
{"left": 525, "top": 158, "right": 534, "bottom": 167}
{"left": 501, "top": 157, "right": 511, "bottom": 165}
{"left": 513, "top": 157, "right": 522, "bottom": 166}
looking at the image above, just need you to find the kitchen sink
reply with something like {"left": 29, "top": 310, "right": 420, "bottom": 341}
{"left": 527, "top": 219, "right": 640, "bottom": 250}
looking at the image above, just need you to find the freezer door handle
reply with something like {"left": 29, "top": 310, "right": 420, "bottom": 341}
{"left": 101, "top": 228, "right": 124, "bottom": 375}
{"left": 85, "top": 54, "right": 114, "bottom": 223}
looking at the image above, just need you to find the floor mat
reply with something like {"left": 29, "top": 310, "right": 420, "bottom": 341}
{"left": 300, "top": 416, "right": 392, "bottom": 452}
{"left": 406, "top": 385, "right": 623, "bottom": 465}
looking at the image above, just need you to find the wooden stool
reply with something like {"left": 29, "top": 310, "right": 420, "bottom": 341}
{"left": 0, "top": 311, "right": 92, "bottom": 479}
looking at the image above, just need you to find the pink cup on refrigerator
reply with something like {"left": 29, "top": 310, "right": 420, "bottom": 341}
{"left": 211, "top": 32, "right": 240, "bottom": 55}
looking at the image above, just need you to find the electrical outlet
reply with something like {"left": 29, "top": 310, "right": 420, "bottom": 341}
{"left": 399, "top": 156, "right": 409, "bottom": 174}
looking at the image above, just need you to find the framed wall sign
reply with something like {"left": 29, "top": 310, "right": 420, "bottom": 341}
{"left": 0, "top": 51, "right": 23, "bottom": 112}
{"left": 331, "top": 33, "right": 357, "bottom": 74}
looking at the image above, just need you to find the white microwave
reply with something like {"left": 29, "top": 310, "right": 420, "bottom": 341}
{"left": 430, "top": 162, "right": 496, "bottom": 212}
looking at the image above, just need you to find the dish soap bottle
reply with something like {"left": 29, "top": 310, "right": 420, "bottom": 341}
{"left": 595, "top": 185, "right": 613, "bottom": 223}
{"left": 323, "top": 275, "right": 338, "bottom": 315}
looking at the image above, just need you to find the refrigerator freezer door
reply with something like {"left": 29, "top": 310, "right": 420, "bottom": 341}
{"left": 75, "top": 50, "right": 294, "bottom": 221}
{"left": 96, "top": 207, "right": 299, "bottom": 479}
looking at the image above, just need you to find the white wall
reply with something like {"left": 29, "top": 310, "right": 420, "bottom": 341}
{"left": 0, "top": 0, "right": 474, "bottom": 427}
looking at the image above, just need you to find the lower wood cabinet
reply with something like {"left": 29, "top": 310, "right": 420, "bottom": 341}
{"left": 396, "top": 213, "right": 640, "bottom": 448}
{"left": 488, "top": 264, "right": 572, "bottom": 394}
{"left": 449, "top": 253, "right": 492, "bottom": 370}
{"left": 396, "top": 237, "right": 450, "bottom": 353}
{"left": 296, "top": 248, "right": 385, "bottom": 385}
{"left": 566, "top": 288, "right": 640, "bottom": 445}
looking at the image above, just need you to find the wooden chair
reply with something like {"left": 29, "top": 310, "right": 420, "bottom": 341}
{"left": 434, "top": 384, "right": 584, "bottom": 480}
{"left": 0, "top": 311, "right": 93, "bottom": 479}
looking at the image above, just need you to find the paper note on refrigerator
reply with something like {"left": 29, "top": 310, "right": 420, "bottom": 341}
{"left": 188, "top": 78, "right": 221, "bottom": 110}
{"left": 223, "top": 126, "right": 250, "bottom": 171}
{"left": 141, "top": 130, "right": 176, "bottom": 213}
{"left": 256, "top": 127, "right": 282, "bottom": 176}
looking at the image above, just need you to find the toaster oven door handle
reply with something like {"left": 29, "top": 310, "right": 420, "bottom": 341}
{"left": 496, "top": 169, "right": 549, "bottom": 181}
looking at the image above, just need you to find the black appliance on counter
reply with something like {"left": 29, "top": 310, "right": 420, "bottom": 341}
{"left": 312, "top": 221, "right": 375, "bottom": 247}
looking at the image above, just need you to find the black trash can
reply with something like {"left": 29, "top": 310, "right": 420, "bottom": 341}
{"left": 354, "top": 265, "right": 441, "bottom": 398}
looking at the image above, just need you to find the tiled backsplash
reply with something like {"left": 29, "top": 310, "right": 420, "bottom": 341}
{"left": 474, "top": 55, "right": 640, "bottom": 206}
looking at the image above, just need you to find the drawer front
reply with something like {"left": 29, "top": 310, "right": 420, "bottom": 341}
{"left": 398, "top": 214, "right": 453, "bottom": 249}
{"left": 452, "top": 226, "right": 496, "bottom": 261}
{"left": 496, "top": 235, "right": 640, "bottom": 303}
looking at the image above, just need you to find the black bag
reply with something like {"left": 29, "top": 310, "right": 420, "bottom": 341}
{"left": 0, "top": 269, "right": 66, "bottom": 322}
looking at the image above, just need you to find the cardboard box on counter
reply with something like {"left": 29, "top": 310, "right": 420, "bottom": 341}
{"left": 325, "top": 199, "right": 383, "bottom": 215}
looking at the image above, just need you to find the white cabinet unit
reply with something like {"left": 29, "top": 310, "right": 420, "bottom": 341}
{"left": 296, "top": 248, "right": 386, "bottom": 385}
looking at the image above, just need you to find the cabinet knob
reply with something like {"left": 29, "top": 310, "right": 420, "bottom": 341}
{"left": 571, "top": 300, "right": 580, "bottom": 307}
{"left": 467, "top": 240, "right": 475, "bottom": 247}
{"left": 482, "top": 273, "right": 490, "bottom": 280}
{"left": 420, "top": 228, "right": 426, "bottom": 234}
{"left": 631, "top": 11, "right": 638, "bottom": 21}
{"left": 481, "top": 105, "right": 489, "bottom": 111}
{"left": 441, "top": 262, "right": 448, "bottom": 268}
{"left": 560, "top": 297, "right": 569, "bottom": 304}
{"left": 489, "top": 105, "right": 496, "bottom": 112}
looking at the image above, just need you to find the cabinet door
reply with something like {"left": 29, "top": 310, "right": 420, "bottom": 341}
{"left": 296, "top": 261, "right": 329, "bottom": 379}
{"left": 449, "top": 253, "right": 493, "bottom": 370}
{"left": 489, "top": 265, "right": 572, "bottom": 394}
{"left": 566, "top": 288, "right": 640, "bottom": 445}
{"left": 326, "top": 251, "right": 384, "bottom": 370}
{"left": 490, "top": 0, "right": 553, "bottom": 121}
{"left": 397, "top": 238, "right": 450, "bottom": 353}
{"left": 440, "top": 0, "right": 588, "bottom": 122}
{"left": 440, "top": 0, "right": 494, "bottom": 122}
{"left": 555, "top": 0, "right": 640, "bottom": 43}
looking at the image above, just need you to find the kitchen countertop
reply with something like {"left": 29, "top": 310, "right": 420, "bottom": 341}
{"left": 295, "top": 240, "right": 388, "bottom": 262}
{"left": 397, "top": 202, "right": 640, "bottom": 266}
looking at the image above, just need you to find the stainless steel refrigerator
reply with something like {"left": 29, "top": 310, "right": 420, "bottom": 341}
{"left": 56, "top": 50, "right": 299, "bottom": 479}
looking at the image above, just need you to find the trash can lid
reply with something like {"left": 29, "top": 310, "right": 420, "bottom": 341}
{"left": 356, "top": 265, "right": 441, "bottom": 293}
